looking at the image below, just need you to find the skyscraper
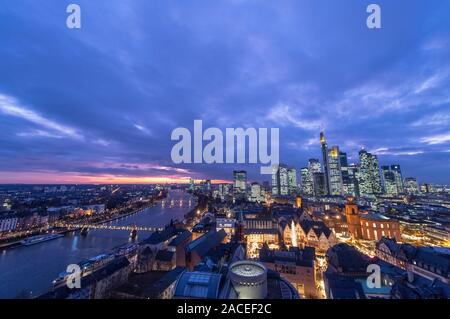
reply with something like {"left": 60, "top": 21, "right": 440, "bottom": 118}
{"left": 301, "top": 167, "right": 313, "bottom": 195}
{"left": 233, "top": 170, "right": 247, "bottom": 197}
{"left": 312, "top": 172, "right": 327, "bottom": 196}
{"left": 272, "top": 164, "right": 289, "bottom": 196}
{"left": 381, "top": 165, "right": 404, "bottom": 195}
{"left": 287, "top": 168, "right": 298, "bottom": 195}
{"left": 327, "top": 146, "right": 343, "bottom": 196}
{"left": 340, "top": 152, "right": 359, "bottom": 196}
{"left": 391, "top": 165, "right": 404, "bottom": 194}
{"left": 320, "top": 132, "right": 330, "bottom": 195}
{"left": 345, "top": 164, "right": 360, "bottom": 197}
{"left": 382, "top": 166, "right": 398, "bottom": 195}
{"left": 249, "top": 182, "right": 263, "bottom": 202}
{"left": 308, "top": 158, "right": 321, "bottom": 174}
{"left": 307, "top": 159, "right": 321, "bottom": 196}
{"left": 359, "top": 150, "right": 382, "bottom": 196}
{"left": 404, "top": 177, "right": 420, "bottom": 194}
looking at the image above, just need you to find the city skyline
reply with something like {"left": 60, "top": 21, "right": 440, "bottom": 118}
{"left": 1, "top": 1, "right": 450, "bottom": 185}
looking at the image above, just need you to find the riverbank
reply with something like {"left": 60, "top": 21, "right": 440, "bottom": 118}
{"left": 0, "top": 189, "right": 192, "bottom": 299}
{"left": 0, "top": 197, "right": 163, "bottom": 251}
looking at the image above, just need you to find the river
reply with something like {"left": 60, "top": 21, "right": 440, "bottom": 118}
{"left": 0, "top": 189, "right": 195, "bottom": 299}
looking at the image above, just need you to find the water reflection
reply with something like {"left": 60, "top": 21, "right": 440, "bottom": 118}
{"left": 0, "top": 190, "right": 194, "bottom": 298}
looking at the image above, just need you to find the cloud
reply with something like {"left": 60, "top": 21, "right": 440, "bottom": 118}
{"left": 0, "top": 94, "right": 82, "bottom": 140}
{"left": 412, "top": 111, "right": 450, "bottom": 127}
{"left": 16, "top": 130, "right": 64, "bottom": 139}
{"left": 370, "top": 147, "right": 425, "bottom": 156}
{"left": 266, "top": 103, "right": 323, "bottom": 131}
{"left": 420, "top": 133, "right": 450, "bottom": 145}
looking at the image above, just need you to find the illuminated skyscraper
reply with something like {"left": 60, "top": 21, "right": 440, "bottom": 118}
{"left": 287, "top": 168, "right": 297, "bottom": 195}
{"left": 308, "top": 158, "right": 321, "bottom": 174}
{"left": 345, "top": 164, "right": 360, "bottom": 197}
{"left": 382, "top": 166, "right": 398, "bottom": 195}
{"left": 420, "top": 183, "right": 433, "bottom": 194}
{"left": 340, "top": 152, "right": 359, "bottom": 196}
{"left": 381, "top": 165, "right": 404, "bottom": 195}
{"left": 233, "top": 170, "right": 247, "bottom": 197}
{"left": 404, "top": 177, "right": 420, "bottom": 195}
{"left": 320, "top": 132, "right": 330, "bottom": 195}
{"left": 313, "top": 172, "right": 327, "bottom": 196}
{"left": 249, "top": 182, "right": 263, "bottom": 202}
{"left": 301, "top": 167, "right": 313, "bottom": 195}
{"left": 359, "top": 150, "right": 382, "bottom": 196}
{"left": 327, "top": 146, "right": 343, "bottom": 196}
{"left": 272, "top": 164, "right": 289, "bottom": 196}
{"left": 391, "top": 165, "right": 404, "bottom": 194}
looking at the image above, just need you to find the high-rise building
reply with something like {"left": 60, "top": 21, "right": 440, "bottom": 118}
{"left": 348, "top": 164, "right": 360, "bottom": 197}
{"left": 233, "top": 171, "right": 247, "bottom": 197}
{"left": 358, "top": 150, "right": 382, "bottom": 196}
{"left": 381, "top": 166, "right": 398, "bottom": 195}
{"left": 312, "top": 172, "right": 327, "bottom": 196}
{"left": 327, "top": 146, "right": 343, "bottom": 196}
{"left": 339, "top": 152, "right": 358, "bottom": 196}
{"left": 301, "top": 167, "right": 313, "bottom": 195}
{"left": 339, "top": 152, "right": 348, "bottom": 168}
{"left": 287, "top": 168, "right": 298, "bottom": 195}
{"left": 341, "top": 165, "right": 359, "bottom": 197}
{"left": 404, "top": 177, "right": 420, "bottom": 195}
{"left": 420, "top": 183, "right": 433, "bottom": 194}
{"left": 249, "top": 182, "right": 263, "bottom": 202}
{"left": 381, "top": 165, "right": 404, "bottom": 195}
{"left": 320, "top": 132, "right": 330, "bottom": 195}
{"left": 272, "top": 164, "right": 289, "bottom": 196}
{"left": 218, "top": 184, "right": 232, "bottom": 200}
{"left": 308, "top": 158, "right": 321, "bottom": 174}
{"left": 391, "top": 165, "right": 404, "bottom": 194}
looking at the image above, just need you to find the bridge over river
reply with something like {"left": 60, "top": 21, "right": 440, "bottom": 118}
{"left": 0, "top": 189, "right": 195, "bottom": 299}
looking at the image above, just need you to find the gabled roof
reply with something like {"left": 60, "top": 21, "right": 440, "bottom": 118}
{"left": 300, "top": 220, "right": 332, "bottom": 238}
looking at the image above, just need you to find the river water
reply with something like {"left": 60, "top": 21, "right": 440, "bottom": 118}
{"left": 0, "top": 190, "right": 194, "bottom": 299}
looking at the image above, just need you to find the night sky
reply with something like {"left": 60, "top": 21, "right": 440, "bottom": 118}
{"left": 0, "top": 0, "right": 449, "bottom": 184}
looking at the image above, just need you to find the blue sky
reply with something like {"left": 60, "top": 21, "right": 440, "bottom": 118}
{"left": 0, "top": 0, "right": 449, "bottom": 184}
